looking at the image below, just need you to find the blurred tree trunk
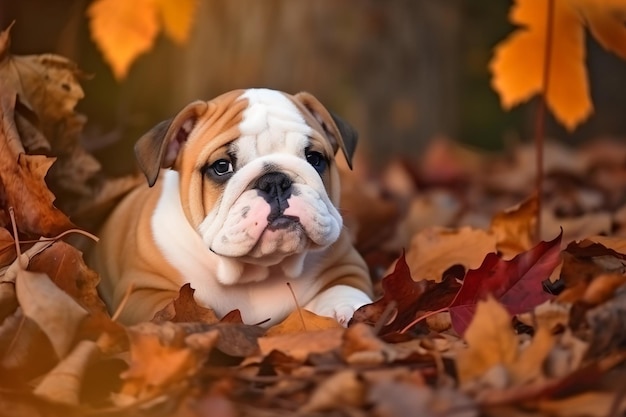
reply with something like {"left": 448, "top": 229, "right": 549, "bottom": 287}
{"left": 174, "top": 0, "right": 462, "bottom": 166}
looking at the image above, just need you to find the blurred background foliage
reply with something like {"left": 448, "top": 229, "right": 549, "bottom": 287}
{"left": 1, "top": 0, "right": 625, "bottom": 175}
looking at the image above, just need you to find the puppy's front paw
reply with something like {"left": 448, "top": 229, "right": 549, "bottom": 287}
{"left": 305, "top": 285, "right": 372, "bottom": 326}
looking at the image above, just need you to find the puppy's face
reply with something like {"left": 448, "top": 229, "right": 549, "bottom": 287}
{"left": 135, "top": 89, "right": 357, "bottom": 284}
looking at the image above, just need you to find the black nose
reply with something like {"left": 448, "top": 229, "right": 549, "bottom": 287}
{"left": 256, "top": 172, "right": 293, "bottom": 223}
{"left": 256, "top": 172, "right": 292, "bottom": 198}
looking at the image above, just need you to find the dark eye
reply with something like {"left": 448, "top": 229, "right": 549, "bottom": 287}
{"left": 306, "top": 150, "right": 327, "bottom": 174}
{"left": 210, "top": 159, "right": 234, "bottom": 176}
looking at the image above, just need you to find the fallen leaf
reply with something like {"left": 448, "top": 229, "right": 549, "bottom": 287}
{"left": 369, "top": 380, "right": 477, "bottom": 417}
{"left": 265, "top": 308, "right": 342, "bottom": 336}
{"left": 220, "top": 309, "right": 244, "bottom": 324}
{"left": 152, "top": 283, "right": 219, "bottom": 324}
{"left": 300, "top": 370, "right": 365, "bottom": 413}
{"left": 490, "top": 195, "right": 538, "bottom": 258}
{"left": 510, "top": 326, "right": 555, "bottom": 384}
{"left": 33, "top": 340, "right": 100, "bottom": 405}
{"left": 15, "top": 269, "right": 88, "bottom": 358}
{"left": 537, "top": 392, "right": 626, "bottom": 417}
{"left": 0, "top": 312, "right": 58, "bottom": 381}
{"left": 456, "top": 296, "right": 518, "bottom": 386}
{"left": 406, "top": 227, "right": 497, "bottom": 282}
{"left": 0, "top": 92, "right": 74, "bottom": 236}
{"left": 28, "top": 241, "right": 108, "bottom": 318}
{"left": 176, "top": 322, "right": 263, "bottom": 358}
{"left": 0, "top": 227, "right": 16, "bottom": 266}
{"left": 449, "top": 232, "right": 562, "bottom": 336}
{"left": 258, "top": 328, "right": 344, "bottom": 362}
{"left": 341, "top": 323, "right": 396, "bottom": 365}
{"left": 352, "top": 254, "right": 461, "bottom": 336}
{"left": 579, "top": 284, "right": 626, "bottom": 359}
{"left": 119, "top": 322, "right": 202, "bottom": 403}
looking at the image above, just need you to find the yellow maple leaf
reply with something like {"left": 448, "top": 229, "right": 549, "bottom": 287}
{"left": 87, "top": 0, "right": 159, "bottom": 80}
{"left": 155, "top": 0, "right": 197, "bottom": 44}
{"left": 489, "top": 0, "right": 626, "bottom": 131}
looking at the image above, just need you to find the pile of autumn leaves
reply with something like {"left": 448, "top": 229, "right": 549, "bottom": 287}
{"left": 3, "top": 27, "right": 626, "bottom": 417}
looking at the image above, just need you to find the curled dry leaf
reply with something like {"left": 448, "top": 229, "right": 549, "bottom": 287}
{"left": 490, "top": 194, "right": 538, "bottom": 258}
{"left": 341, "top": 322, "right": 396, "bottom": 365}
{"left": 152, "top": 283, "right": 219, "bottom": 324}
{"left": 0, "top": 93, "right": 73, "bottom": 236}
{"left": 15, "top": 269, "right": 88, "bottom": 359}
{"left": 0, "top": 227, "right": 16, "bottom": 266}
{"left": 119, "top": 322, "right": 203, "bottom": 404}
{"left": 352, "top": 253, "right": 461, "bottom": 336}
{"left": 28, "top": 241, "right": 108, "bottom": 319}
{"left": 33, "top": 340, "right": 100, "bottom": 405}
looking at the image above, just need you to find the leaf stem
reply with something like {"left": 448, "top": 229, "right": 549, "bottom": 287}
{"left": 534, "top": 0, "right": 555, "bottom": 242}
{"left": 399, "top": 307, "right": 450, "bottom": 334}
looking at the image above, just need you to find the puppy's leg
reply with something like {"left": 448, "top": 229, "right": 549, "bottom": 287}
{"left": 305, "top": 284, "right": 372, "bottom": 326}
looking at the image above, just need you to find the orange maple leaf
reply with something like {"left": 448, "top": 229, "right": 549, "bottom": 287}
{"left": 87, "top": 0, "right": 197, "bottom": 80}
{"left": 490, "top": 0, "right": 626, "bottom": 131}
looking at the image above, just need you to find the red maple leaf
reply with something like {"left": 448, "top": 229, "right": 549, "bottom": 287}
{"left": 448, "top": 232, "right": 562, "bottom": 335}
{"left": 351, "top": 253, "right": 460, "bottom": 336}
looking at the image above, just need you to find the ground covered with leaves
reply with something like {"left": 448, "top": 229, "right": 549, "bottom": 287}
{"left": 3, "top": 22, "right": 626, "bottom": 417}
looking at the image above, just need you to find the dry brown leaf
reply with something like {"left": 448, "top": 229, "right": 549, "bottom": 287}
{"left": 341, "top": 323, "right": 396, "bottom": 365}
{"left": 0, "top": 281, "right": 17, "bottom": 322}
{"left": 517, "top": 301, "right": 570, "bottom": 331}
{"left": 510, "top": 326, "right": 554, "bottom": 385}
{"left": 120, "top": 322, "right": 202, "bottom": 403}
{"left": 300, "top": 370, "right": 365, "bottom": 413}
{"left": 0, "top": 228, "right": 16, "bottom": 266}
{"left": 0, "top": 93, "right": 73, "bottom": 236}
{"left": 33, "top": 340, "right": 100, "bottom": 405}
{"left": 340, "top": 165, "right": 400, "bottom": 251}
{"left": 0, "top": 24, "right": 85, "bottom": 126}
{"left": 152, "top": 283, "right": 219, "bottom": 324}
{"left": 369, "top": 381, "right": 477, "bottom": 417}
{"left": 456, "top": 296, "right": 517, "bottom": 386}
{"left": 0, "top": 312, "right": 58, "bottom": 379}
{"left": 15, "top": 268, "right": 88, "bottom": 359}
{"left": 405, "top": 226, "right": 497, "bottom": 282}
{"left": 265, "top": 308, "right": 342, "bottom": 336}
{"left": 258, "top": 328, "right": 344, "bottom": 362}
{"left": 580, "top": 273, "right": 626, "bottom": 306}
{"left": 490, "top": 195, "right": 538, "bottom": 258}
{"left": 537, "top": 392, "right": 625, "bottom": 417}
{"left": 28, "top": 241, "right": 108, "bottom": 318}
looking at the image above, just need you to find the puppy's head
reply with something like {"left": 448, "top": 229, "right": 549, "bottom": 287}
{"left": 135, "top": 89, "right": 357, "bottom": 283}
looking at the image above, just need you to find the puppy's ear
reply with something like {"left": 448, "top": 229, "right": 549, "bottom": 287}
{"left": 294, "top": 92, "right": 358, "bottom": 170}
{"left": 135, "top": 101, "right": 208, "bottom": 187}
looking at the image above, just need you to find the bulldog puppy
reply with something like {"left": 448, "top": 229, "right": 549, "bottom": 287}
{"left": 94, "top": 88, "right": 373, "bottom": 326}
